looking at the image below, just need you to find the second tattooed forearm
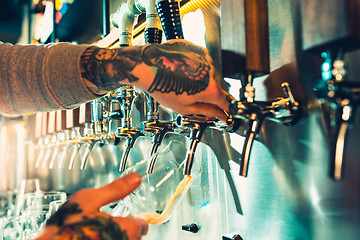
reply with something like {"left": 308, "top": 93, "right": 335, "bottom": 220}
{"left": 80, "top": 41, "right": 211, "bottom": 96}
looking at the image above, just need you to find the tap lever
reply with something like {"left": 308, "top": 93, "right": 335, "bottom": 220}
{"left": 230, "top": 82, "right": 301, "bottom": 177}
{"left": 281, "top": 82, "right": 296, "bottom": 104}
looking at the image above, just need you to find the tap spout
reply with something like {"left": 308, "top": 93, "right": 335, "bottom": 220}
{"left": 117, "top": 128, "right": 144, "bottom": 172}
{"left": 141, "top": 121, "right": 176, "bottom": 173}
{"left": 79, "top": 138, "right": 99, "bottom": 170}
{"left": 240, "top": 119, "right": 261, "bottom": 177}
{"left": 328, "top": 100, "right": 354, "bottom": 180}
{"left": 175, "top": 115, "right": 216, "bottom": 175}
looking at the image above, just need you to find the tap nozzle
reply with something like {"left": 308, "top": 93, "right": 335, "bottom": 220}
{"left": 79, "top": 123, "right": 99, "bottom": 170}
{"left": 331, "top": 104, "right": 351, "bottom": 180}
{"left": 140, "top": 120, "right": 176, "bottom": 173}
{"left": 175, "top": 115, "right": 217, "bottom": 175}
{"left": 116, "top": 128, "right": 145, "bottom": 172}
{"left": 68, "top": 127, "right": 82, "bottom": 170}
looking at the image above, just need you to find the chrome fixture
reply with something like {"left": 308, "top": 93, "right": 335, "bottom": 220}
{"left": 115, "top": 86, "right": 144, "bottom": 172}
{"left": 313, "top": 51, "right": 360, "bottom": 180}
{"left": 175, "top": 114, "right": 240, "bottom": 175}
{"left": 230, "top": 75, "right": 301, "bottom": 177}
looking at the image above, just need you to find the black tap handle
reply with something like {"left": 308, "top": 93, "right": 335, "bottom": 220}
{"left": 156, "top": 0, "right": 184, "bottom": 40}
{"left": 145, "top": 28, "right": 163, "bottom": 44}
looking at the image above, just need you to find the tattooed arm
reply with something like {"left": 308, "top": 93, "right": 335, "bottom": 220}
{"left": 80, "top": 39, "right": 232, "bottom": 121}
{"left": 35, "top": 173, "right": 148, "bottom": 240}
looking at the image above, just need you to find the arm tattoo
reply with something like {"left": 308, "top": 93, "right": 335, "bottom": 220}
{"left": 81, "top": 41, "right": 210, "bottom": 95}
{"left": 51, "top": 216, "right": 128, "bottom": 240}
{"left": 81, "top": 46, "right": 143, "bottom": 93}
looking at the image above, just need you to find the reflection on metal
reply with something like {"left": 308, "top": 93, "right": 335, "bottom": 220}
{"left": 313, "top": 52, "right": 360, "bottom": 180}
{"left": 230, "top": 81, "right": 301, "bottom": 177}
{"left": 7, "top": 1, "right": 360, "bottom": 239}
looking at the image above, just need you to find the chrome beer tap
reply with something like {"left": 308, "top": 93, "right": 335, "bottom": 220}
{"left": 175, "top": 115, "right": 216, "bottom": 175}
{"left": 67, "top": 126, "right": 82, "bottom": 170}
{"left": 56, "top": 129, "right": 71, "bottom": 168}
{"left": 313, "top": 51, "right": 360, "bottom": 180}
{"left": 34, "top": 136, "right": 47, "bottom": 168}
{"left": 229, "top": 74, "right": 301, "bottom": 177}
{"left": 48, "top": 132, "right": 63, "bottom": 169}
{"left": 78, "top": 95, "right": 122, "bottom": 170}
{"left": 140, "top": 97, "right": 177, "bottom": 173}
{"left": 115, "top": 86, "right": 145, "bottom": 172}
{"left": 175, "top": 114, "right": 240, "bottom": 175}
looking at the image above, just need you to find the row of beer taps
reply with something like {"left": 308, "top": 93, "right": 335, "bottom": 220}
{"left": 32, "top": 0, "right": 305, "bottom": 178}
{"left": 33, "top": 0, "right": 236, "bottom": 176}
{"left": 34, "top": 0, "right": 353, "bottom": 181}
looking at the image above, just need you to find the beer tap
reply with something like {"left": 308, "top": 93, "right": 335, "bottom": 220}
{"left": 78, "top": 122, "right": 96, "bottom": 170}
{"left": 56, "top": 129, "right": 71, "bottom": 168}
{"left": 79, "top": 95, "right": 123, "bottom": 170}
{"left": 48, "top": 132, "right": 63, "bottom": 169}
{"left": 67, "top": 126, "right": 82, "bottom": 170}
{"left": 300, "top": 0, "right": 360, "bottom": 180}
{"left": 227, "top": 0, "right": 301, "bottom": 177}
{"left": 34, "top": 135, "right": 48, "bottom": 168}
{"left": 141, "top": 112, "right": 177, "bottom": 173}
{"left": 115, "top": 86, "right": 145, "bottom": 172}
{"left": 111, "top": 2, "right": 146, "bottom": 172}
{"left": 313, "top": 50, "right": 360, "bottom": 180}
{"left": 175, "top": 115, "right": 216, "bottom": 175}
{"left": 175, "top": 114, "right": 239, "bottom": 175}
{"left": 230, "top": 79, "right": 301, "bottom": 177}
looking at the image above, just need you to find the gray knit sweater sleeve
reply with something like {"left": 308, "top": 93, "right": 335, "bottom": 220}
{"left": 0, "top": 42, "right": 101, "bottom": 115}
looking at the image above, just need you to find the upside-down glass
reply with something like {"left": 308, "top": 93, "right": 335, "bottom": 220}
{"left": 23, "top": 191, "right": 67, "bottom": 213}
{"left": 116, "top": 140, "right": 202, "bottom": 224}
{"left": 14, "top": 179, "right": 41, "bottom": 216}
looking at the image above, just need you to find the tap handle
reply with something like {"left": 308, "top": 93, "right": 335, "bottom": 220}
{"left": 156, "top": 0, "right": 184, "bottom": 40}
{"left": 281, "top": 82, "right": 296, "bottom": 105}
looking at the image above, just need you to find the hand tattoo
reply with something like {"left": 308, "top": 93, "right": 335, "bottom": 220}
{"left": 52, "top": 216, "right": 128, "bottom": 240}
{"left": 143, "top": 41, "right": 210, "bottom": 95}
{"left": 80, "top": 41, "right": 211, "bottom": 95}
{"left": 46, "top": 201, "right": 82, "bottom": 227}
{"left": 45, "top": 202, "right": 129, "bottom": 240}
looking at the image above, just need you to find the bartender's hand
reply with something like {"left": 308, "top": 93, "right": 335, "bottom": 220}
{"left": 80, "top": 39, "right": 234, "bottom": 122}
{"left": 35, "top": 173, "right": 148, "bottom": 240}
